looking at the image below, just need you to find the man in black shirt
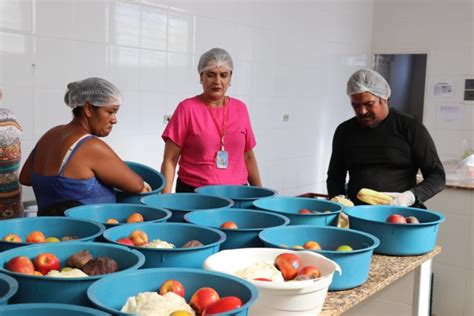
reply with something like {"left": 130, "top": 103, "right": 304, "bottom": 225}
{"left": 327, "top": 69, "right": 445, "bottom": 207}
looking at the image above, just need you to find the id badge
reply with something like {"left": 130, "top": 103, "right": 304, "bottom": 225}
{"left": 216, "top": 150, "right": 229, "bottom": 169}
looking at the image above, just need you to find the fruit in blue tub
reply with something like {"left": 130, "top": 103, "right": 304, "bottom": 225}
{"left": 298, "top": 208, "right": 312, "bottom": 214}
{"left": 304, "top": 240, "right": 322, "bottom": 250}
{"left": 6, "top": 256, "right": 35, "bottom": 275}
{"left": 220, "top": 221, "right": 238, "bottom": 229}
{"left": 190, "top": 287, "right": 220, "bottom": 315}
{"left": 336, "top": 245, "right": 353, "bottom": 251}
{"left": 159, "top": 279, "right": 185, "bottom": 298}
{"left": 405, "top": 216, "right": 420, "bottom": 224}
{"left": 202, "top": 296, "right": 243, "bottom": 315}
{"left": 386, "top": 214, "right": 407, "bottom": 224}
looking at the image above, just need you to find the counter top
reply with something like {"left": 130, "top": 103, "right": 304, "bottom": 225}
{"left": 321, "top": 245, "right": 442, "bottom": 315}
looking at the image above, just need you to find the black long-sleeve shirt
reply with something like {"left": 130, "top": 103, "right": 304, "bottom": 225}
{"left": 327, "top": 108, "right": 445, "bottom": 205}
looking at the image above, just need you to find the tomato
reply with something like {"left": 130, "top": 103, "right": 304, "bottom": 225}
{"left": 202, "top": 296, "right": 243, "bottom": 315}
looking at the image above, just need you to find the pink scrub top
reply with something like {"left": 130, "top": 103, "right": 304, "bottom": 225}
{"left": 162, "top": 96, "right": 256, "bottom": 188}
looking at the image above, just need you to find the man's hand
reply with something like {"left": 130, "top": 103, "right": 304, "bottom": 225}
{"left": 382, "top": 191, "right": 416, "bottom": 207}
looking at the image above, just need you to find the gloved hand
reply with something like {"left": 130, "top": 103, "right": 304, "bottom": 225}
{"left": 382, "top": 191, "right": 416, "bottom": 207}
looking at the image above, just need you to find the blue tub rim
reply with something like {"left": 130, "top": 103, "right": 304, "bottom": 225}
{"left": 258, "top": 225, "right": 380, "bottom": 254}
{"left": 87, "top": 267, "right": 259, "bottom": 315}
{"left": 344, "top": 205, "right": 446, "bottom": 226}
{"left": 0, "top": 303, "right": 110, "bottom": 316}
{"left": 0, "top": 302, "right": 110, "bottom": 314}
{"left": 0, "top": 241, "right": 145, "bottom": 281}
{"left": 64, "top": 203, "right": 173, "bottom": 224}
{"left": 140, "top": 193, "right": 235, "bottom": 211}
{"left": 114, "top": 161, "right": 166, "bottom": 194}
{"left": 253, "top": 196, "right": 344, "bottom": 216}
{"left": 183, "top": 208, "right": 290, "bottom": 232}
{"left": 195, "top": 184, "right": 278, "bottom": 201}
{"left": 0, "top": 273, "right": 18, "bottom": 304}
{"left": 0, "top": 216, "right": 106, "bottom": 247}
{"left": 103, "top": 222, "right": 227, "bottom": 252}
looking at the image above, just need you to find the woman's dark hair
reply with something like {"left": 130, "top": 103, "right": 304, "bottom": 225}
{"left": 71, "top": 103, "right": 100, "bottom": 117}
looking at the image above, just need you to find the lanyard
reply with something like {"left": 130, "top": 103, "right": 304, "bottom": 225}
{"left": 206, "top": 98, "right": 228, "bottom": 151}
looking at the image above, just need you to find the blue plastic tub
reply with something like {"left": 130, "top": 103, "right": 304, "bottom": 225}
{"left": 258, "top": 225, "right": 380, "bottom": 291}
{"left": 0, "top": 242, "right": 145, "bottom": 305}
{"left": 88, "top": 268, "right": 258, "bottom": 316}
{"left": 0, "top": 273, "right": 18, "bottom": 305}
{"left": 184, "top": 208, "right": 289, "bottom": 250}
{"left": 64, "top": 203, "right": 171, "bottom": 228}
{"left": 103, "top": 222, "right": 226, "bottom": 268}
{"left": 195, "top": 185, "right": 277, "bottom": 208}
{"left": 0, "top": 217, "right": 105, "bottom": 252}
{"left": 0, "top": 303, "right": 110, "bottom": 315}
{"left": 344, "top": 205, "right": 445, "bottom": 255}
{"left": 253, "top": 197, "right": 343, "bottom": 226}
{"left": 115, "top": 161, "right": 166, "bottom": 204}
{"left": 140, "top": 193, "right": 234, "bottom": 222}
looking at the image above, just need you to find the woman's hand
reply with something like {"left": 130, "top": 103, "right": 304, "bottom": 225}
{"left": 141, "top": 181, "right": 152, "bottom": 193}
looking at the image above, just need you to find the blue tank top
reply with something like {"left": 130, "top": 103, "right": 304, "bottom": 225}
{"left": 31, "top": 135, "right": 116, "bottom": 212}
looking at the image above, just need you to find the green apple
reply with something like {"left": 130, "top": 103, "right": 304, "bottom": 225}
{"left": 45, "top": 237, "right": 60, "bottom": 243}
{"left": 336, "top": 245, "right": 353, "bottom": 251}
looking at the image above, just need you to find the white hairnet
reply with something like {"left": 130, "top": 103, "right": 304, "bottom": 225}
{"left": 347, "top": 69, "right": 391, "bottom": 100}
{"left": 198, "top": 48, "right": 233, "bottom": 74}
{"left": 64, "top": 77, "right": 122, "bottom": 109}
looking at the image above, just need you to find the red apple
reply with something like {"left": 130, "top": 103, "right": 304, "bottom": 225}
{"left": 26, "top": 231, "right": 46, "bottom": 243}
{"left": 34, "top": 252, "right": 60, "bottom": 275}
{"left": 116, "top": 237, "right": 134, "bottom": 246}
{"left": 129, "top": 230, "right": 149, "bottom": 246}
{"left": 294, "top": 265, "right": 322, "bottom": 280}
{"left": 202, "top": 296, "right": 243, "bottom": 316}
{"left": 405, "top": 216, "right": 420, "bottom": 224}
{"left": 2, "top": 233, "right": 22, "bottom": 243}
{"left": 298, "top": 208, "right": 312, "bottom": 214}
{"left": 6, "top": 256, "right": 35, "bottom": 275}
{"left": 386, "top": 214, "right": 407, "bottom": 224}
{"left": 220, "top": 221, "right": 238, "bottom": 229}
{"left": 303, "top": 240, "right": 321, "bottom": 250}
{"left": 190, "top": 287, "right": 220, "bottom": 315}
{"left": 274, "top": 253, "right": 302, "bottom": 281}
{"left": 159, "top": 279, "right": 185, "bottom": 298}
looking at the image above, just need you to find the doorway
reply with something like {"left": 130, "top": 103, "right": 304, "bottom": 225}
{"left": 373, "top": 54, "right": 428, "bottom": 122}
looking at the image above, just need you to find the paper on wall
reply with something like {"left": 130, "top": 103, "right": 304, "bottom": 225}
{"left": 438, "top": 104, "right": 463, "bottom": 122}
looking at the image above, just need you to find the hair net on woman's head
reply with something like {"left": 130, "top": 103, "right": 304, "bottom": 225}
{"left": 64, "top": 77, "right": 122, "bottom": 109}
{"left": 346, "top": 68, "right": 391, "bottom": 100}
{"left": 198, "top": 48, "right": 233, "bottom": 74}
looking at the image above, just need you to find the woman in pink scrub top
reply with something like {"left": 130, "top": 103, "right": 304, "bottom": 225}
{"left": 161, "top": 48, "right": 262, "bottom": 193}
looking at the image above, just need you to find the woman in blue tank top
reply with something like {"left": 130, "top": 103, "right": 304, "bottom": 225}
{"left": 19, "top": 78, "right": 150, "bottom": 216}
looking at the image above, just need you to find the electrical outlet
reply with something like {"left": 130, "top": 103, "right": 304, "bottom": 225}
{"left": 283, "top": 114, "right": 290, "bottom": 122}
{"left": 163, "top": 115, "right": 171, "bottom": 124}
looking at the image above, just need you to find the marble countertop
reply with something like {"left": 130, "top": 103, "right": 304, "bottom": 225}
{"left": 321, "top": 245, "right": 442, "bottom": 315}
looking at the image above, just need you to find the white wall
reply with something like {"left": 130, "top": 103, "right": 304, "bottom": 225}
{"left": 0, "top": 0, "right": 374, "bottom": 201}
{"left": 368, "top": 1, "right": 474, "bottom": 315}
{"left": 372, "top": 0, "right": 474, "bottom": 162}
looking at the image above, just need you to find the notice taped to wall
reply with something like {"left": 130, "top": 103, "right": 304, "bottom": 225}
{"left": 432, "top": 81, "right": 454, "bottom": 97}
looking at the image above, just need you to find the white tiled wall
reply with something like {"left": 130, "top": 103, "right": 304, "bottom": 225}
{"left": 0, "top": 0, "right": 374, "bottom": 201}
